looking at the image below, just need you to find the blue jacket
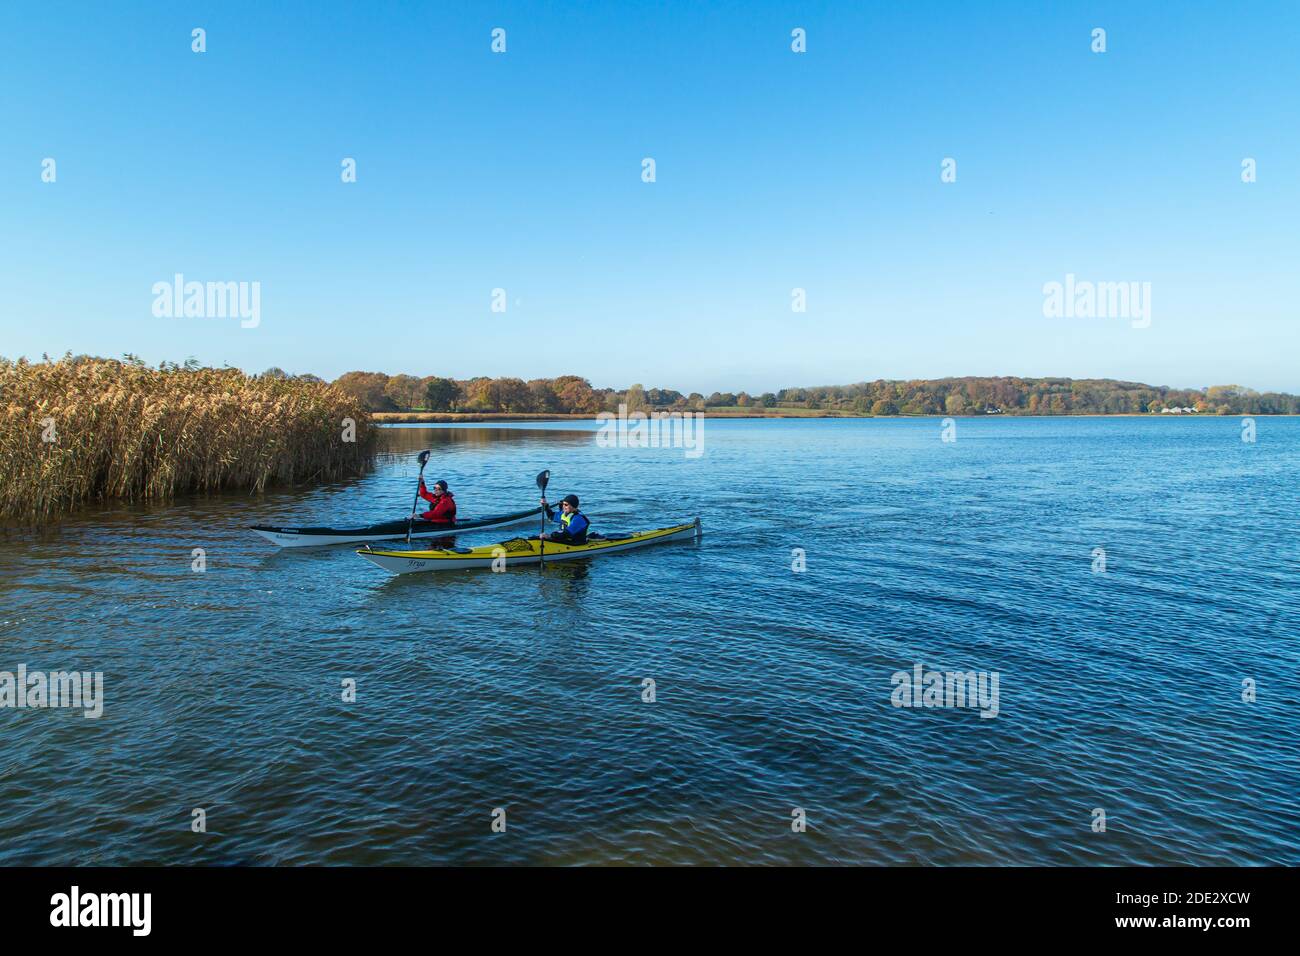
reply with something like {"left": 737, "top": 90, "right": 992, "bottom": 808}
{"left": 544, "top": 504, "right": 590, "bottom": 538}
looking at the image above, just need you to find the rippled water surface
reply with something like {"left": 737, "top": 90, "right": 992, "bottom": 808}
{"left": 2, "top": 417, "right": 1298, "bottom": 865}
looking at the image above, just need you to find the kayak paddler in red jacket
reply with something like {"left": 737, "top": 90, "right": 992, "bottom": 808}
{"left": 416, "top": 478, "right": 457, "bottom": 524}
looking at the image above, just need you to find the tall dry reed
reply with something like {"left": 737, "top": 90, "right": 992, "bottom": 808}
{"left": 0, "top": 356, "right": 376, "bottom": 524}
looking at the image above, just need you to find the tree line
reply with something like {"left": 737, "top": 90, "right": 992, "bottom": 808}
{"left": 308, "top": 370, "right": 1300, "bottom": 416}
{"left": 777, "top": 378, "right": 1300, "bottom": 416}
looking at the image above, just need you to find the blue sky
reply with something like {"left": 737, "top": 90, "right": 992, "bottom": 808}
{"left": 2, "top": 1, "right": 1297, "bottom": 393}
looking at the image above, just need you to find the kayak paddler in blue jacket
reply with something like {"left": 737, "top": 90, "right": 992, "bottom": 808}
{"left": 540, "top": 493, "right": 590, "bottom": 545}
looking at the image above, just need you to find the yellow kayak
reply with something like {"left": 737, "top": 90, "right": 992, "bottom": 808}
{"left": 356, "top": 518, "right": 701, "bottom": 574}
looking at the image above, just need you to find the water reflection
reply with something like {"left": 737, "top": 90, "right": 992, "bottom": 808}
{"left": 369, "top": 552, "right": 593, "bottom": 596}
{"left": 380, "top": 425, "right": 593, "bottom": 457}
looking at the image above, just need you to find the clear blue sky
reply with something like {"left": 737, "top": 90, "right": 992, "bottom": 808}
{"left": 2, "top": 1, "right": 1297, "bottom": 394}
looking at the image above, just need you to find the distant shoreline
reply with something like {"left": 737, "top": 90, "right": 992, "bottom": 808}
{"left": 372, "top": 410, "right": 1285, "bottom": 423}
{"left": 324, "top": 372, "right": 1300, "bottom": 419}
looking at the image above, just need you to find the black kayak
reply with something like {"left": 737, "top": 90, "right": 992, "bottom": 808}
{"left": 250, "top": 506, "right": 542, "bottom": 548}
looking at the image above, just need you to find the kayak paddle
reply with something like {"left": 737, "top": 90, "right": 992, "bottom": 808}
{"left": 406, "top": 450, "right": 431, "bottom": 545}
{"left": 536, "top": 469, "right": 550, "bottom": 566}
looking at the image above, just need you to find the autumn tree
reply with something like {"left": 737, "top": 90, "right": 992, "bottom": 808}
{"left": 384, "top": 374, "right": 424, "bottom": 410}
{"left": 423, "top": 376, "right": 460, "bottom": 411}
{"left": 465, "top": 377, "right": 531, "bottom": 412}
{"left": 527, "top": 379, "right": 559, "bottom": 412}
{"left": 552, "top": 376, "right": 601, "bottom": 413}
{"left": 624, "top": 384, "right": 648, "bottom": 412}
{"left": 333, "top": 371, "right": 396, "bottom": 411}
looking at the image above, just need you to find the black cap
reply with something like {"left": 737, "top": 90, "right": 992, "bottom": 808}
{"left": 562, "top": 494, "right": 580, "bottom": 508}
{"left": 433, "top": 479, "right": 449, "bottom": 491}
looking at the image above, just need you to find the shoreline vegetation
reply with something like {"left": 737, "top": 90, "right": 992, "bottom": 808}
{"left": 0, "top": 356, "right": 375, "bottom": 524}
{"left": 333, "top": 370, "right": 1300, "bottom": 419}
{"left": 5, "top": 354, "right": 1297, "bottom": 523}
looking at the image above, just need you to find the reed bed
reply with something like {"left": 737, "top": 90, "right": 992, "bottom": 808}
{"left": 0, "top": 356, "right": 377, "bottom": 525}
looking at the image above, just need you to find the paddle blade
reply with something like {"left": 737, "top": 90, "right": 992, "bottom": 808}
{"left": 535, "top": 469, "right": 550, "bottom": 491}
{"left": 417, "top": 450, "right": 430, "bottom": 468}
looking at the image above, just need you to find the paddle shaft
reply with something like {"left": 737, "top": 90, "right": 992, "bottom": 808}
{"left": 406, "top": 454, "right": 431, "bottom": 544}
{"left": 537, "top": 470, "right": 550, "bottom": 566}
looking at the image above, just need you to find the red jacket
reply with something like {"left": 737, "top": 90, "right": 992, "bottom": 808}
{"left": 417, "top": 484, "right": 457, "bottom": 524}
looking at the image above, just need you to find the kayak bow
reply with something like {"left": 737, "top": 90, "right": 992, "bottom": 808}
{"left": 250, "top": 506, "right": 542, "bottom": 548}
{"left": 356, "top": 518, "right": 702, "bottom": 574}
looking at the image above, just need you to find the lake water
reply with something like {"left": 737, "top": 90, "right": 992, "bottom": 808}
{"left": 1, "top": 417, "right": 1297, "bottom": 865}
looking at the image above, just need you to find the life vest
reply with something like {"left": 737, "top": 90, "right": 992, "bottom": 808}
{"left": 556, "top": 509, "right": 589, "bottom": 539}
